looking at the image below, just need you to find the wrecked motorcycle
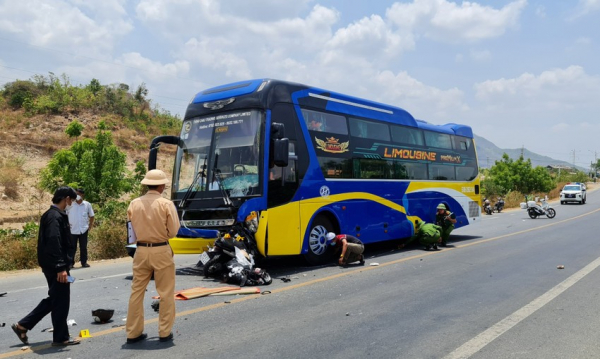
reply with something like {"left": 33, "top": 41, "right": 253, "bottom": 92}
{"left": 521, "top": 198, "right": 556, "bottom": 219}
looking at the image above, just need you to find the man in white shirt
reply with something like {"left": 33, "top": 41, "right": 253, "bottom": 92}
{"left": 67, "top": 188, "right": 95, "bottom": 268}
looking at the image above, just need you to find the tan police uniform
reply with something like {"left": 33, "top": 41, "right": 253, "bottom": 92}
{"left": 126, "top": 170, "right": 180, "bottom": 340}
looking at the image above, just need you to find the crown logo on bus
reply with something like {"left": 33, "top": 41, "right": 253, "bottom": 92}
{"left": 315, "top": 136, "right": 349, "bottom": 154}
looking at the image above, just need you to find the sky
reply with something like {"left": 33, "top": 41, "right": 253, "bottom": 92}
{"left": 0, "top": 0, "right": 599, "bottom": 169}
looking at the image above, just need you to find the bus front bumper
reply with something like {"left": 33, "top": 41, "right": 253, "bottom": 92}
{"left": 126, "top": 236, "right": 218, "bottom": 257}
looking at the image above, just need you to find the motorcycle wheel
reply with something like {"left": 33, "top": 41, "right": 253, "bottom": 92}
{"left": 202, "top": 253, "right": 222, "bottom": 277}
{"left": 546, "top": 208, "right": 556, "bottom": 219}
{"left": 528, "top": 209, "right": 538, "bottom": 219}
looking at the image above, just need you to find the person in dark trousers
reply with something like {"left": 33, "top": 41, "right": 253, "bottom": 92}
{"left": 67, "top": 188, "right": 95, "bottom": 268}
{"left": 11, "top": 187, "right": 80, "bottom": 346}
{"left": 326, "top": 232, "right": 365, "bottom": 266}
{"left": 399, "top": 220, "right": 442, "bottom": 251}
{"left": 435, "top": 203, "right": 456, "bottom": 247}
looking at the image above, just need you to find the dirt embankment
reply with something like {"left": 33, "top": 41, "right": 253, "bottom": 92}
{"left": 0, "top": 111, "right": 175, "bottom": 229}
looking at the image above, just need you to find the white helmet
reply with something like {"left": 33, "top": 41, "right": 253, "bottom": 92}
{"left": 326, "top": 232, "right": 336, "bottom": 241}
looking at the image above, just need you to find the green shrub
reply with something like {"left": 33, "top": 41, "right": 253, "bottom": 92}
{"left": 87, "top": 200, "right": 129, "bottom": 260}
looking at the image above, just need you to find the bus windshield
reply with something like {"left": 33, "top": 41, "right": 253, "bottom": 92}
{"left": 175, "top": 110, "right": 263, "bottom": 198}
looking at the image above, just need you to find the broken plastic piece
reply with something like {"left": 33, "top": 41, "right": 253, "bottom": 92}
{"left": 557, "top": 265, "right": 565, "bottom": 269}
{"left": 370, "top": 263, "right": 380, "bottom": 266}
{"left": 67, "top": 319, "right": 77, "bottom": 326}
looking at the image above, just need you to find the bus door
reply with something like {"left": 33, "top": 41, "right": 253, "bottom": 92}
{"left": 266, "top": 143, "right": 302, "bottom": 255}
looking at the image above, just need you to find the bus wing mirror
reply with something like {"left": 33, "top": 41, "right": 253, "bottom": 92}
{"left": 271, "top": 122, "right": 285, "bottom": 140}
{"left": 274, "top": 138, "right": 289, "bottom": 167}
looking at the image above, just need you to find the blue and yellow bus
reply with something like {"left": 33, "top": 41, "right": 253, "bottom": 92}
{"left": 149, "top": 79, "right": 481, "bottom": 264}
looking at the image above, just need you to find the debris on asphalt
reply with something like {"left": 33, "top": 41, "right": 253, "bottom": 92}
{"left": 345, "top": 313, "right": 350, "bottom": 316}
{"left": 224, "top": 301, "right": 231, "bottom": 304}
{"left": 41, "top": 327, "right": 53, "bottom": 332}
{"left": 0, "top": 292, "right": 7, "bottom": 297}
{"left": 0, "top": 323, "right": 5, "bottom": 327}
{"left": 279, "top": 277, "right": 291, "bottom": 283}
{"left": 92, "top": 309, "right": 114, "bottom": 323}
{"left": 151, "top": 300, "right": 160, "bottom": 312}
{"left": 370, "top": 263, "right": 379, "bottom": 266}
{"left": 21, "top": 346, "right": 29, "bottom": 351}
{"left": 557, "top": 265, "right": 565, "bottom": 269}
{"left": 67, "top": 319, "right": 77, "bottom": 326}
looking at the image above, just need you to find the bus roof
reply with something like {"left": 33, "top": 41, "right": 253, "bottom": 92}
{"left": 191, "top": 79, "right": 474, "bottom": 138}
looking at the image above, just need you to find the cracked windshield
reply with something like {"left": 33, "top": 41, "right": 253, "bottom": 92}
{"left": 176, "top": 110, "right": 262, "bottom": 198}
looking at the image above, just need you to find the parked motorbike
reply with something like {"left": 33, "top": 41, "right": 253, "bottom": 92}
{"left": 494, "top": 198, "right": 505, "bottom": 213}
{"left": 521, "top": 198, "right": 556, "bottom": 219}
{"left": 483, "top": 198, "right": 493, "bottom": 215}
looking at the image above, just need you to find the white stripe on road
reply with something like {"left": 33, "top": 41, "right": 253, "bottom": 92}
{"left": 443, "top": 255, "right": 600, "bottom": 359}
{"left": 6, "top": 272, "right": 132, "bottom": 293}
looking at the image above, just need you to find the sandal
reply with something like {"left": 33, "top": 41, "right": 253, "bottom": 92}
{"left": 11, "top": 323, "right": 29, "bottom": 345}
{"left": 51, "top": 338, "right": 81, "bottom": 346}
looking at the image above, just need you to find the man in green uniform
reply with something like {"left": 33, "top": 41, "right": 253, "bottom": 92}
{"left": 435, "top": 203, "right": 456, "bottom": 247}
{"left": 399, "top": 220, "right": 442, "bottom": 251}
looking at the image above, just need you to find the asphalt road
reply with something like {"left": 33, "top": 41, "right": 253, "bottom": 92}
{"left": 1, "top": 190, "right": 600, "bottom": 359}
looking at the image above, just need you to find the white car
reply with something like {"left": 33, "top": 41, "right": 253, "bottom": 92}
{"left": 560, "top": 183, "right": 587, "bottom": 204}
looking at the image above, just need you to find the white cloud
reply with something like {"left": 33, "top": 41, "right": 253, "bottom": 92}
{"left": 535, "top": 5, "right": 546, "bottom": 18}
{"left": 569, "top": 0, "right": 600, "bottom": 19}
{"left": 474, "top": 66, "right": 600, "bottom": 110}
{"left": 551, "top": 123, "right": 569, "bottom": 133}
{"left": 386, "top": 0, "right": 527, "bottom": 42}
{"left": 576, "top": 37, "right": 592, "bottom": 45}
{"left": 0, "top": 0, "right": 132, "bottom": 56}
{"left": 470, "top": 49, "right": 492, "bottom": 62}
{"left": 373, "top": 70, "right": 468, "bottom": 119}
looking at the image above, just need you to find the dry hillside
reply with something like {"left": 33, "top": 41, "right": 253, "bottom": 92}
{"left": 0, "top": 109, "right": 177, "bottom": 229}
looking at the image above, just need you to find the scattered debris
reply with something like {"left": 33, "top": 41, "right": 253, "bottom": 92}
{"left": 111, "top": 324, "right": 125, "bottom": 328}
{"left": 151, "top": 300, "right": 160, "bottom": 312}
{"left": 370, "top": 263, "right": 379, "bottom": 266}
{"left": 0, "top": 323, "right": 5, "bottom": 327}
{"left": 21, "top": 346, "right": 29, "bottom": 351}
{"left": 67, "top": 319, "right": 77, "bottom": 326}
{"left": 41, "top": 327, "right": 53, "bottom": 332}
{"left": 0, "top": 292, "right": 7, "bottom": 297}
{"left": 92, "top": 309, "right": 114, "bottom": 323}
{"left": 280, "top": 277, "right": 291, "bottom": 283}
{"left": 557, "top": 265, "right": 565, "bottom": 269}
{"left": 345, "top": 313, "right": 350, "bottom": 316}
{"left": 224, "top": 301, "right": 231, "bottom": 304}
{"left": 261, "top": 291, "right": 271, "bottom": 295}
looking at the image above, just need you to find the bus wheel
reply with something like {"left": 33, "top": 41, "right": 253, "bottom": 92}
{"left": 305, "top": 217, "right": 334, "bottom": 265}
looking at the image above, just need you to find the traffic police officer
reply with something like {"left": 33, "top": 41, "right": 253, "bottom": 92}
{"left": 125, "top": 169, "right": 180, "bottom": 344}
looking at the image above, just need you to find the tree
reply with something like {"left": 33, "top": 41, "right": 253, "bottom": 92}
{"left": 65, "top": 120, "right": 84, "bottom": 138}
{"left": 488, "top": 153, "right": 554, "bottom": 194}
{"left": 40, "top": 121, "right": 136, "bottom": 203}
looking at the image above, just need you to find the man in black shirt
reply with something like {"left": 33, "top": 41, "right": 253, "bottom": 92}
{"left": 11, "top": 187, "right": 80, "bottom": 347}
{"left": 326, "top": 232, "right": 365, "bottom": 266}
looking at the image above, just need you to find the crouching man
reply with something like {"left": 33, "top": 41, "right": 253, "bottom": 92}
{"left": 399, "top": 220, "right": 442, "bottom": 251}
{"left": 326, "top": 232, "right": 365, "bottom": 266}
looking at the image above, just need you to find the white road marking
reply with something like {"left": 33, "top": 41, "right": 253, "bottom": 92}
{"left": 6, "top": 272, "right": 133, "bottom": 293}
{"left": 443, "top": 255, "right": 600, "bottom": 359}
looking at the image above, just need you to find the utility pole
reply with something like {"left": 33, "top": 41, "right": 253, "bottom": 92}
{"left": 572, "top": 149, "right": 576, "bottom": 167}
{"left": 520, "top": 145, "right": 524, "bottom": 158}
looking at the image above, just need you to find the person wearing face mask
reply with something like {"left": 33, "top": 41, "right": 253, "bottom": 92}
{"left": 67, "top": 188, "right": 95, "bottom": 268}
{"left": 11, "top": 186, "right": 81, "bottom": 346}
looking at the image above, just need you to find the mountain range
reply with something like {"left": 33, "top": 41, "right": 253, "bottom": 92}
{"left": 474, "top": 134, "right": 582, "bottom": 171}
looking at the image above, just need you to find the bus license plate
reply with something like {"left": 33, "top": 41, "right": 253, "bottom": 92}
{"left": 199, "top": 251, "right": 211, "bottom": 265}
